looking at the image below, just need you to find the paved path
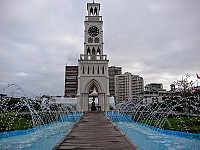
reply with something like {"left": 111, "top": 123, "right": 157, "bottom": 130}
{"left": 53, "top": 112, "right": 139, "bottom": 150}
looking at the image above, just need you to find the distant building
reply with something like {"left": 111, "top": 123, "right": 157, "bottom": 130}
{"left": 65, "top": 65, "right": 78, "bottom": 97}
{"left": 108, "top": 66, "right": 122, "bottom": 97}
{"left": 143, "top": 83, "right": 175, "bottom": 103}
{"left": 115, "top": 72, "right": 144, "bottom": 104}
{"left": 143, "top": 83, "right": 164, "bottom": 103}
{"left": 145, "top": 83, "right": 164, "bottom": 91}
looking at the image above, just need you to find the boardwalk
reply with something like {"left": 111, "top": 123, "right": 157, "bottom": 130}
{"left": 53, "top": 112, "right": 139, "bottom": 150}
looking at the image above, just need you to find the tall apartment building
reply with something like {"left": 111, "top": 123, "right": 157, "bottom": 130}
{"left": 65, "top": 65, "right": 78, "bottom": 97}
{"left": 115, "top": 72, "right": 144, "bottom": 103}
{"left": 108, "top": 66, "right": 122, "bottom": 97}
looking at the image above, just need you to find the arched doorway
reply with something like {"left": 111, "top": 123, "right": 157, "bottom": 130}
{"left": 89, "top": 86, "right": 99, "bottom": 111}
{"left": 78, "top": 78, "right": 109, "bottom": 112}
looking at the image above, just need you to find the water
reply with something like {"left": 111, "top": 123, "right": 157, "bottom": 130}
{"left": 1, "top": 113, "right": 199, "bottom": 150}
{"left": 1, "top": 84, "right": 200, "bottom": 149}
{"left": 115, "top": 97, "right": 200, "bottom": 133}
{"left": 0, "top": 83, "right": 77, "bottom": 132}
{"left": 0, "top": 84, "right": 81, "bottom": 149}
{"left": 0, "top": 122, "right": 74, "bottom": 150}
{"left": 115, "top": 122, "right": 200, "bottom": 150}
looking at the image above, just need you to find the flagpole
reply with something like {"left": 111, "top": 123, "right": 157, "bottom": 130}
{"left": 198, "top": 78, "right": 199, "bottom": 101}
{"left": 197, "top": 73, "right": 199, "bottom": 89}
{"left": 197, "top": 73, "right": 200, "bottom": 101}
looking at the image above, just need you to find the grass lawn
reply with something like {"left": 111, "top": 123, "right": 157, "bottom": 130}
{"left": 144, "top": 117, "right": 200, "bottom": 133}
{"left": 0, "top": 116, "right": 33, "bottom": 132}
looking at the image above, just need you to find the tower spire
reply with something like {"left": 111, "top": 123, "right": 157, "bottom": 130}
{"left": 93, "top": 0, "right": 95, "bottom": 3}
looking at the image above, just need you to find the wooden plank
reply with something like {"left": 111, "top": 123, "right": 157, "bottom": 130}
{"left": 53, "top": 112, "right": 139, "bottom": 150}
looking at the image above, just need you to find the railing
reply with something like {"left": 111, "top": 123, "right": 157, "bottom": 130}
{"left": 79, "top": 54, "right": 107, "bottom": 61}
{"left": 85, "top": 16, "right": 102, "bottom": 21}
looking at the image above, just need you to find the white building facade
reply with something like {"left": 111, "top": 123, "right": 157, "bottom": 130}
{"left": 115, "top": 72, "right": 144, "bottom": 104}
{"left": 77, "top": 2, "right": 110, "bottom": 111}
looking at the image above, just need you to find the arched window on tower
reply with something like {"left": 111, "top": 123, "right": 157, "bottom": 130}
{"left": 97, "top": 47, "right": 100, "bottom": 55}
{"left": 88, "top": 66, "right": 90, "bottom": 74}
{"left": 92, "top": 47, "right": 95, "bottom": 55}
{"left": 92, "top": 47, "right": 96, "bottom": 60}
{"left": 90, "top": 7, "right": 93, "bottom": 15}
{"left": 83, "top": 66, "right": 85, "bottom": 74}
{"left": 87, "top": 47, "right": 91, "bottom": 55}
{"left": 102, "top": 66, "right": 104, "bottom": 74}
{"left": 97, "top": 66, "right": 99, "bottom": 74}
{"left": 94, "top": 7, "right": 98, "bottom": 15}
{"left": 93, "top": 66, "right": 95, "bottom": 74}
{"left": 87, "top": 47, "right": 91, "bottom": 60}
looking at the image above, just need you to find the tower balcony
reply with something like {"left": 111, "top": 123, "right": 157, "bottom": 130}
{"left": 79, "top": 54, "right": 107, "bottom": 61}
{"left": 85, "top": 16, "right": 102, "bottom": 21}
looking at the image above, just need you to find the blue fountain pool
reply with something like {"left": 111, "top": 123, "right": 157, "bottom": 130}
{"left": 115, "top": 122, "right": 200, "bottom": 150}
{"left": 1, "top": 113, "right": 200, "bottom": 150}
{"left": 0, "top": 122, "right": 74, "bottom": 150}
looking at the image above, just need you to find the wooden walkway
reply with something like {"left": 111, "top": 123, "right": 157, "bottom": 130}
{"left": 53, "top": 112, "right": 139, "bottom": 150}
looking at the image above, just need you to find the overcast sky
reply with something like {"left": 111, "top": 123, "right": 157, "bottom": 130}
{"left": 0, "top": 0, "right": 200, "bottom": 97}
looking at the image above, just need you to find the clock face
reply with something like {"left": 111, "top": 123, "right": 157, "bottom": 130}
{"left": 88, "top": 26, "right": 99, "bottom": 37}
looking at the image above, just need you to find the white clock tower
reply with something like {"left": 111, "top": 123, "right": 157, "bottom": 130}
{"left": 77, "top": 1, "right": 110, "bottom": 111}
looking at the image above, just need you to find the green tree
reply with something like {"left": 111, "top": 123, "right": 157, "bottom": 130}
{"left": 193, "top": 89, "right": 200, "bottom": 96}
